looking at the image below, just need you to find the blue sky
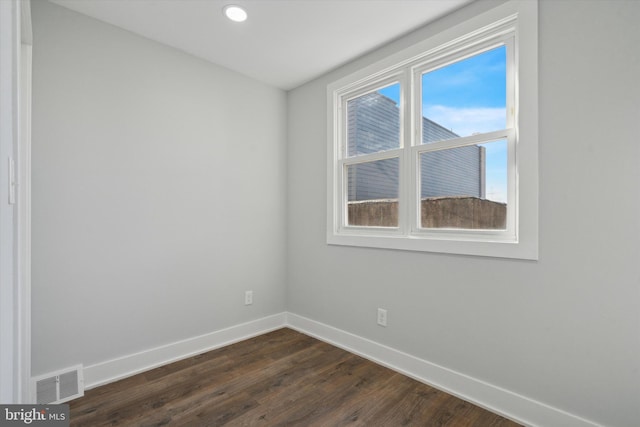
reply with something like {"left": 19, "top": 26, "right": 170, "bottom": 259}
{"left": 422, "top": 45, "right": 506, "bottom": 138}
{"left": 378, "top": 45, "right": 507, "bottom": 203}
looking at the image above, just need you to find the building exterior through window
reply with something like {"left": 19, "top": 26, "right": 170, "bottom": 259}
{"left": 347, "top": 92, "right": 486, "bottom": 202}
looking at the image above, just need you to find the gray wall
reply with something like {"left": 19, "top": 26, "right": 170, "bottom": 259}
{"left": 31, "top": 1, "right": 287, "bottom": 376}
{"left": 287, "top": 1, "right": 640, "bottom": 426}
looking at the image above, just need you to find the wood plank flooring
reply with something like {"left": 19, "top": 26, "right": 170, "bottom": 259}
{"left": 69, "top": 328, "right": 521, "bottom": 426}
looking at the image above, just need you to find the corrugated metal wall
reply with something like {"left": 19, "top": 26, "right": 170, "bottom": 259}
{"left": 347, "top": 93, "right": 483, "bottom": 201}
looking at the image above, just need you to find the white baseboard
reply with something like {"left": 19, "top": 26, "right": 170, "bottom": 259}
{"left": 82, "top": 311, "right": 600, "bottom": 427}
{"left": 83, "top": 313, "right": 287, "bottom": 390}
{"left": 286, "top": 313, "right": 601, "bottom": 427}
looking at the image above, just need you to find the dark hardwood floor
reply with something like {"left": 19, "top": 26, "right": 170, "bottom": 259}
{"left": 69, "top": 328, "right": 521, "bottom": 426}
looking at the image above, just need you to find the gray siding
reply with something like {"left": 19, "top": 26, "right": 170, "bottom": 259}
{"left": 347, "top": 93, "right": 400, "bottom": 201}
{"left": 347, "top": 92, "right": 484, "bottom": 201}
{"left": 421, "top": 146, "right": 485, "bottom": 198}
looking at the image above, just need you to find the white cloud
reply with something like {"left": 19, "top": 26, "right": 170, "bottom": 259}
{"left": 423, "top": 105, "right": 505, "bottom": 137}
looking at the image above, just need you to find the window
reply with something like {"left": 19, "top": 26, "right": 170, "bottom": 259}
{"left": 327, "top": 1, "right": 538, "bottom": 259}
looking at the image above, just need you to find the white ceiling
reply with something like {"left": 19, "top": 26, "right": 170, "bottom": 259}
{"left": 49, "top": 0, "right": 473, "bottom": 90}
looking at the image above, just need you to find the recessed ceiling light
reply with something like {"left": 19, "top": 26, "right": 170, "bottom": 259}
{"left": 223, "top": 5, "right": 248, "bottom": 23}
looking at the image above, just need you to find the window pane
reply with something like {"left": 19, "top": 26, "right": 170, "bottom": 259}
{"left": 347, "top": 83, "right": 401, "bottom": 157}
{"left": 347, "top": 158, "right": 399, "bottom": 227}
{"left": 422, "top": 46, "right": 506, "bottom": 144}
{"left": 420, "top": 140, "right": 507, "bottom": 229}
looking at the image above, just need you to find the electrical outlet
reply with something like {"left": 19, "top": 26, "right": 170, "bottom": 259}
{"left": 245, "top": 291, "right": 253, "bottom": 305}
{"left": 377, "top": 308, "right": 387, "bottom": 327}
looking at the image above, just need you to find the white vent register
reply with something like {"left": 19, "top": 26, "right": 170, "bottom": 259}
{"left": 32, "top": 365, "right": 84, "bottom": 404}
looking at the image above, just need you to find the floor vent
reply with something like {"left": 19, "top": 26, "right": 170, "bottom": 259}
{"left": 32, "top": 365, "right": 84, "bottom": 404}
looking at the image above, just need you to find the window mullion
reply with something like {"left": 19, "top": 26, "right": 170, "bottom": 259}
{"left": 341, "top": 148, "right": 403, "bottom": 166}
{"left": 398, "top": 68, "right": 413, "bottom": 236}
{"left": 414, "top": 129, "right": 511, "bottom": 154}
{"left": 406, "top": 66, "right": 421, "bottom": 236}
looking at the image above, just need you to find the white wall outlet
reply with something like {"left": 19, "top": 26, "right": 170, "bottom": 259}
{"left": 377, "top": 308, "right": 387, "bottom": 327}
{"left": 244, "top": 290, "right": 253, "bottom": 305}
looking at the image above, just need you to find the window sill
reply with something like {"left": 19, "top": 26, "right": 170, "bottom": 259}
{"left": 327, "top": 231, "right": 538, "bottom": 260}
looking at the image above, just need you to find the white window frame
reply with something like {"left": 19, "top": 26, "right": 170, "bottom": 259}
{"left": 327, "top": 0, "right": 538, "bottom": 260}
